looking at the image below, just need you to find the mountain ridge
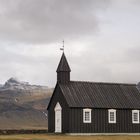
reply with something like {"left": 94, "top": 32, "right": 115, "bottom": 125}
{"left": 0, "top": 77, "right": 53, "bottom": 129}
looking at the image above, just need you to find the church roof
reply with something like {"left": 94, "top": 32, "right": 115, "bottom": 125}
{"left": 59, "top": 81, "right": 140, "bottom": 109}
{"left": 56, "top": 53, "right": 71, "bottom": 72}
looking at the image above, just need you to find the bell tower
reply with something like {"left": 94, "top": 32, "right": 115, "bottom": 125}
{"left": 56, "top": 52, "right": 71, "bottom": 84}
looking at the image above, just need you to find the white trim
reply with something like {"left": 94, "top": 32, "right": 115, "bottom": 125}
{"left": 108, "top": 109, "right": 116, "bottom": 123}
{"left": 83, "top": 108, "right": 92, "bottom": 123}
{"left": 54, "top": 102, "right": 62, "bottom": 111}
{"left": 54, "top": 102, "right": 62, "bottom": 133}
{"left": 132, "top": 110, "right": 139, "bottom": 124}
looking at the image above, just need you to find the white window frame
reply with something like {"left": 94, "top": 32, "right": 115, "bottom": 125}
{"left": 108, "top": 109, "right": 116, "bottom": 123}
{"left": 83, "top": 108, "right": 92, "bottom": 123}
{"left": 132, "top": 110, "right": 139, "bottom": 124}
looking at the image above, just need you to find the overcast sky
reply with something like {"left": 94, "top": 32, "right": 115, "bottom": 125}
{"left": 0, "top": 0, "right": 140, "bottom": 87}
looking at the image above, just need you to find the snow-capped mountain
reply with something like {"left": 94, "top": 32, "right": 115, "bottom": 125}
{"left": 0, "top": 78, "right": 53, "bottom": 129}
{"left": 3, "top": 77, "right": 48, "bottom": 91}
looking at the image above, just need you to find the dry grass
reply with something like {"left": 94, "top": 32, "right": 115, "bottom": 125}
{"left": 0, "top": 134, "right": 140, "bottom": 140}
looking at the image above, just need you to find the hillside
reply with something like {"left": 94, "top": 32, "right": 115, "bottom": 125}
{"left": 0, "top": 78, "right": 53, "bottom": 129}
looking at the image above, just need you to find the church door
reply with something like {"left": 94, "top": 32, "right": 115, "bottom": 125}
{"left": 54, "top": 102, "right": 62, "bottom": 133}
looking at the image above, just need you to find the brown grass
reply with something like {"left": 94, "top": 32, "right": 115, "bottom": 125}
{"left": 0, "top": 134, "right": 140, "bottom": 140}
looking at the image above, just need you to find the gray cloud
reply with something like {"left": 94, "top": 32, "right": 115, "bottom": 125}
{"left": 0, "top": 44, "right": 58, "bottom": 86}
{"left": 0, "top": 0, "right": 110, "bottom": 44}
{"left": 0, "top": 0, "right": 140, "bottom": 87}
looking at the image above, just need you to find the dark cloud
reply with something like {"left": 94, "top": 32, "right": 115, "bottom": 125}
{"left": 0, "top": 0, "right": 110, "bottom": 44}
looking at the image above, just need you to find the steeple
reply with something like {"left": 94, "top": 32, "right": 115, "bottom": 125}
{"left": 56, "top": 52, "right": 71, "bottom": 84}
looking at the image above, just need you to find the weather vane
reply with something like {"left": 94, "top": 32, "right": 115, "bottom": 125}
{"left": 60, "top": 40, "right": 64, "bottom": 52}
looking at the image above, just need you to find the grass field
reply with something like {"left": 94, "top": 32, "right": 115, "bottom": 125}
{"left": 0, "top": 134, "right": 140, "bottom": 140}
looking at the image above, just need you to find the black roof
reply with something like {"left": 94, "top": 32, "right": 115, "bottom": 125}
{"left": 59, "top": 81, "right": 140, "bottom": 109}
{"left": 56, "top": 53, "right": 71, "bottom": 72}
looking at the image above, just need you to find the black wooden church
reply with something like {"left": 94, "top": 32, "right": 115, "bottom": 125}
{"left": 47, "top": 52, "right": 140, "bottom": 134}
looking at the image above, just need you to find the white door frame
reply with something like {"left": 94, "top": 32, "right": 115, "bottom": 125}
{"left": 54, "top": 102, "right": 62, "bottom": 133}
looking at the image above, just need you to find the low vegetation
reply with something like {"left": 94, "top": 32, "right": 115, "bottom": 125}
{"left": 0, "top": 134, "right": 140, "bottom": 140}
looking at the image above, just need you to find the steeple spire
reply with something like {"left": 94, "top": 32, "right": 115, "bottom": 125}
{"left": 56, "top": 52, "right": 71, "bottom": 84}
{"left": 57, "top": 53, "right": 71, "bottom": 72}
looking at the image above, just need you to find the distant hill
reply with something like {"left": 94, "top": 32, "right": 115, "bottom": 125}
{"left": 137, "top": 82, "right": 140, "bottom": 92}
{"left": 0, "top": 78, "right": 53, "bottom": 130}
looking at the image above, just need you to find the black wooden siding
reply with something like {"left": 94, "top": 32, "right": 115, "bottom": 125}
{"left": 48, "top": 84, "right": 140, "bottom": 133}
{"left": 69, "top": 108, "right": 140, "bottom": 133}
{"left": 48, "top": 84, "right": 69, "bottom": 133}
{"left": 57, "top": 72, "right": 70, "bottom": 84}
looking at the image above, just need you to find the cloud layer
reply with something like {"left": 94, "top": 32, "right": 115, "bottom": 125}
{"left": 0, "top": 0, "right": 140, "bottom": 86}
{"left": 0, "top": 0, "right": 109, "bottom": 44}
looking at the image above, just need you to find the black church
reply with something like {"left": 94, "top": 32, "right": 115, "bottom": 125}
{"left": 47, "top": 52, "right": 140, "bottom": 134}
